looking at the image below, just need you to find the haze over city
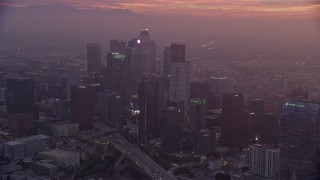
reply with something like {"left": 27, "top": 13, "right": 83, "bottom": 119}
{"left": 0, "top": 0, "right": 319, "bottom": 49}
{"left": 0, "top": 0, "right": 320, "bottom": 180}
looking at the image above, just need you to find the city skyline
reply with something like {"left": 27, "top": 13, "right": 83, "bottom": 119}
{"left": 0, "top": 1, "right": 320, "bottom": 179}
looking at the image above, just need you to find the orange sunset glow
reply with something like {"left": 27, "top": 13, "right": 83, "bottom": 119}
{"left": 2, "top": 0, "right": 320, "bottom": 18}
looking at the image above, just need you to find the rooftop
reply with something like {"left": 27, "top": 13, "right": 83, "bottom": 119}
{"left": 53, "top": 123, "right": 79, "bottom": 129}
{"left": 40, "top": 149, "right": 77, "bottom": 157}
{"left": 34, "top": 161, "right": 58, "bottom": 169}
{"left": 5, "top": 135, "right": 49, "bottom": 146}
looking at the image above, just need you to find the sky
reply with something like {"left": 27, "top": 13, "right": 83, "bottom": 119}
{"left": 2, "top": 0, "right": 320, "bottom": 18}
{"left": 0, "top": 0, "right": 319, "bottom": 48}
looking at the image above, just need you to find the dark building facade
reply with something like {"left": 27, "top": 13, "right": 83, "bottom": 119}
{"left": 193, "top": 129, "right": 216, "bottom": 155}
{"left": 125, "top": 38, "right": 141, "bottom": 101}
{"left": 124, "top": 29, "right": 156, "bottom": 107}
{"left": 248, "top": 99, "right": 265, "bottom": 140}
{"left": 82, "top": 73, "right": 106, "bottom": 90}
{"left": 169, "top": 43, "right": 190, "bottom": 124}
{"left": 262, "top": 113, "right": 279, "bottom": 145}
{"left": 189, "top": 98, "right": 207, "bottom": 132}
{"left": 190, "top": 81, "right": 210, "bottom": 99}
{"left": 0, "top": 72, "right": 5, "bottom": 87}
{"left": 161, "top": 107, "right": 183, "bottom": 151}
{"left": 70, "top": 85, "right": 95, "bottom": 130}
{"left": 97, "top": 90, "right": 124, "bottom": 128}
{"left": 87, "top": 43, "right": 101, "bottom": 75}
{"left": 189, "top": 81, "right": 209, "bottom": 131}
{"left": 162, "top": 46, "right": 171, "bottom": 77}
{"left": 221, "top": 93, "right": 245, "bottom": 147}
{"left": 166, "top": 100, "right": 185, "bottom": 120}
{"left": 280, "top": 101, "right": 320, "bottom": 180}
{"left": 207, "top": 91, "right": 222, "bottom": 110}
{"left": 138, "top": 74, "right": 164, "bottom": 147}
{"left": 171, "top": 43, "right": 185, "bottom": 63}
{"left": 110, "top": 40, "right": 126, "bottom": 53}
{"left": 6, "top": 79, "right": 35, "bottom": 135}
{"left": 138, "top": 28, "right": 157, "bottom": 74}
{"left": 106, "top": 52, "right": 126, "bottom": 94}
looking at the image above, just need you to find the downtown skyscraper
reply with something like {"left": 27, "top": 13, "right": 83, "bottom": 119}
{"left": 221, "top": 92, "right": 245, "bottom": 147}
{"left": 138, "top": 74, "right": 164, "bottom": 148}
{"left": 87, "top": 43, "right": 101, "bottom": 75}
{"left": 124, "top": 29, "right": 156, "bottom": 105}
{"left": 110, "top": 39, "right": 126, "bottom": 53}
{"left": 70, "top": 85, "right": 96, "bottom": 130}
{"left": 6, "top": 79, "right": 35, "bottom": 136}
{"left": 106, "top": 52, "right": 126, "bottom": 94}
{"left": 280, "top": 101, "right": 320, "bottom": 180}
{"left": 168, "top": 43, "right": 190, "bottom": 123}
{"left": 138, "top": 28, "right": 156, "bottom": 74}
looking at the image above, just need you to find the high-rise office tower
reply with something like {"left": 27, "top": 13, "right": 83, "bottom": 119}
{"left": 138, "top": 28, "right": 157, "bottom": 74}
{"left": 242, "top": 111, "right": 255, "bottom": 144}
{"left": 70, "top": 85, "right": 95, "bottom": 130}
{"left": 166, "top": 100, "right": 185, "bottom": 121}
{"left": 110, "top": 40, "right": 126, "bottom": 53}
{"left": 6, "top": 79, "right": 35, "bottom": 135}
{"left": 56, "top": 100, "right": 71, "bottom": 120}
{"left": 248, "top": 99, "right": 265, "bottom": 140}
{"left": 249, "top": 144, "right": 280, "bottom": 179}
{"left": 87, "top": 43, "right": 101, "bottom": 75}
{"left": 171, "top": 43, "right": 186, "bottom": 63}
{"left": 124, "top": 38, "right": 141, "bottom": 105}
{"left": 207, "top": 91, "right": 222, "bottom": 110}
{"left": 66, "top": 65, "right": 82, "bottom": 98}
{"left": 190, "top": 81, "right": 210, "bottom": 99}
{"left": 108, "top": 40, "right": 126, "bottom": 93}
{"left": 162, "top": 47, "right": 171, "bottom": 100}
{"left": 221, "top": 92, "right": 245, "bottom": 147}
{"left": 162, "top": 46, "right": 171, "bottom": 77}
{"left": 208, "top": 77, "right": 229, "bottom": 94}
{"left": 45, "top": 76, "right": 67, "bottom": 100}
{"left": 169, "top": 43, "right": 190, "bottom": 123}
{"left": 138, "top": 74, "right": 164, "bottom": 147}
{"left": 280, "top": 101, "right": 320, "bottom": 180}
{"left": 161, "top": 107, "right": 183, "bottom": 151}
{"left": 193, "top": 129, "right": 216, "bottom": 155}
{"left": 106, "top": 52, "right": 126, "bottom": 94}
{"left": 125, "top": 29, "right": 156, "bottom": 107}
{"left": 189, "top": 99, "right": 207, "bottom": 132}
{"left": 82, "top": 72, "right": 106, "bottom": 90}
{"left": 97, "top": 90, "right": 123, "bottom": 128}
{"left": 262, "top": 113, "right": 279, "bottom": 145}
{"left": 0, "top": 72, "right": 5, "bottom": 87}
{"left": 189, "top": 82, "right": 210, "bottom": 131}
{"left": 207, "top": 77, "right": 228, "bottom": 110}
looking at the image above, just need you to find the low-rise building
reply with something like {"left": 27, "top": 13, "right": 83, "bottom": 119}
{"left": 52, "top": 123, "right": 79, "bottom": 137}
{"left": 2, "top": 135, "right": 49, "bottom": 161}
{"left": 39, "top": 149, "right": 80, "bottom": 167}
{"left": 32, "top": 161, "right": 58, "bottom": 176}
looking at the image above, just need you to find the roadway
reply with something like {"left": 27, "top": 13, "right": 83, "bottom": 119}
{"left": 95, "top": 133, "right": 176, "bottom": 180}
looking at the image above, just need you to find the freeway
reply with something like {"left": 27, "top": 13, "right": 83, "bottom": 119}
{"left": 96, "top": 133, "right": 176, "bottom": 180}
